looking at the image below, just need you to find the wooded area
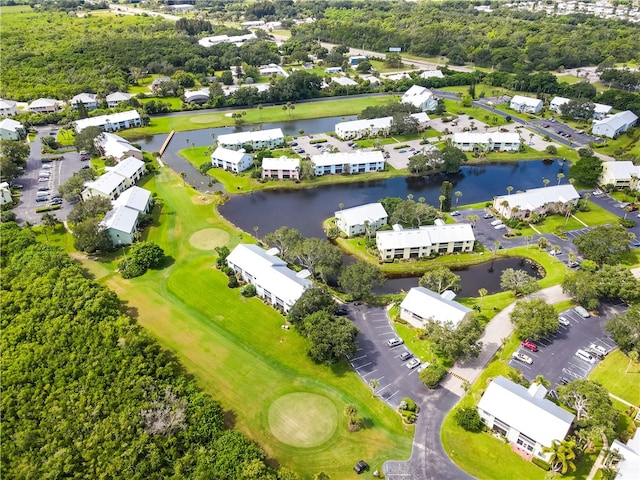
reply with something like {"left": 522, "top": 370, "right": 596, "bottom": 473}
{"left": 0, "top": 223, "right": 294, "bottom": 480}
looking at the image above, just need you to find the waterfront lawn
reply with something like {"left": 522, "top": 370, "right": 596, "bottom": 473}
{"left": 589, "top": 349, "right": 640, "bottom": 406}
{"left": 122, "top": 96, "right": 400, "bottom": 136}
{"left": 592, "top": 131, "right": 640, "bottom": 158}
{"left": 80, "top": 168, "right": 412, "bottom": 478}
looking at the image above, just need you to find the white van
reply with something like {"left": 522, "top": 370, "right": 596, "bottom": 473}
{"left": 574, "top": 306, "right": 590, "bottom": 318}
{"left": 491, "top": 219, "right": 503, "bottom": 226}
{"left": 575, "top": 349, "right": 596, "bottom": 364}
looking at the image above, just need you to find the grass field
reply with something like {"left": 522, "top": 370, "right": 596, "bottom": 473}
{"left": 589, "top": 349, "right": 640, "bottom": 405}
{"left": 121, "top": 96, "right": 400, "bottom": 136}
{"left": 592, "top": 131, "right": 640, "bottom": 158}
{"left": 139, "top": 96, "right": 183, "bottom": 110}
{"left": 74, "top": 168, "right": 412, "bottom": 478}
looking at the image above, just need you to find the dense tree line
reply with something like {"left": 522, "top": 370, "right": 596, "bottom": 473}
{"left": 563, "top": 264, "right": 640, "bottom": 310}
{"left": 0, "top": 223, "right": 294, "bottom": 479}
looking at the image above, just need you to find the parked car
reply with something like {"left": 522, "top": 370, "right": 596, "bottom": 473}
{"left": 450, "top": 211, "right": 461, "bottom": 217}
{"left": 568, "top": 261, "right": 580, "bottom": 269}
{"left": 10, "top": 183, "right": 23, "bottom": 189}
{"left": 50, "top": 199, "right": 63, "bottom": 206}
{"left": 490, "top": 219, "right": 503, "bottom": 226}
{"left": 399, "top": 351, "right": 413, "bottom": 361}
{"left": 592, "top": 189, "right": 603, "bottom": 196}
{"left": 494, "top": 224, "right": 507, "bottom": 230}
{"left": 558, "top": 316, "right": 571, "bottom": 327}
{"left": 37, "top": 187, "right": 49, "bottom": 192}
{"left": 35, "top": 196, "right": 48, "bottom": 202}
{"left": 41, "top": 163, "right": 52, "bottom": 170}
{"left": 589, "top": 343, "right": 608, "bottom": 357}
{"left": 631, "top": 240, "right": 640, "bottom": 248}
{"left": 398, "top": 149, "right": 407, "bottom": 153}
{"left": 336, "top": 307, "right": 348, "bottom": 316}
{"left": 483, "top": 213, "right": 494, "bottom": 219}
{"left": 559, "top": 376, "right": 571, "bottom": 385}
{"left": 387, "top": 338, "right": 404, "bottom": 348}
{"left": 353, "top": 460, "right": 368, "bottom": 474}
{"left": 521, "top": 340, "right": 538, "bottom": 352}
{"left": 574, "top": 306, "right": 590, "bottom": 318}
{"left": 512, "top": 351, "right": 533, "bottom": 364}
{"left": 575, "top": 349, "right": 596, "bottom": 364}
{"left": 406, "top": 358, "right": 421, "bottom": 369}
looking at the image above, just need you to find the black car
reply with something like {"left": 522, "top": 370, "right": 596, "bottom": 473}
{"left": 559, "top": 376, "right": 571, "bottom": 385}
{"left": 336, "top": 307, "right": 348, "bottom": 316}
{"left": 353, "top": 460, "right": 368, "bottom": 474}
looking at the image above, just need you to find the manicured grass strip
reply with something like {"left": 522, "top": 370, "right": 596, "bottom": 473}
{"left": 589, "top": 349, "right": 640, "bottom": 406}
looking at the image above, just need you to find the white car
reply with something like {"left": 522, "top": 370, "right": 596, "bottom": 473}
{"left": 589, "top": 344, "right": 608, "bottom": 356}
{"left": 558, "top": 316, "right": 571, "bottom": 327}
{"left": 592, "top": 189, "right": 603, "bottom": 196}
{"left": 494, "top": 224, "right": 506, "bottom": 230}
{"left": 406, "top": 358, "right": 421, "bottom": 370}
{"left": 512, "top": 351, "right": 533, "bottom": 365}
{"left": 387, "top": 338, "right": 403, "bottom": 348}
{"left": 490, "top": 219, "right": 503, "bottom": 226}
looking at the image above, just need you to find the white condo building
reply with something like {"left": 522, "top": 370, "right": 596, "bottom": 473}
{"left": 210, "top": 146, "right": 253, "bottom": 173}
{"left": 217, "top": 128, "right": 284, "bottom": 151}
{"left": 312, "top": 151, "right": 385, "bottom": 176}
{"left": 376, "top": 223, "right": 475, "bottom": 260}
{"left": 493, "top": 184, "right": 580, "bottom": 219}
{"left": 510, "top": 95, "right": 543, "bottom": 114}
{"left": 334, "top": 202, "right": 388, "bottom": 237}
{"left": 400, "top": 286, "right": 472, "bottom": 329}
{"left": 335, "top": 113, "right": 429, "bottom": 140}
{"left": 453, "top": 132, "right": 521, "bottom": 152}
{"left": 401, "top": 85, "right": 438, "bottom": 112}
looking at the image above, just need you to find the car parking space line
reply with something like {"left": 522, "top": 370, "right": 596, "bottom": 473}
{"left": 353, "top": 361, "right": 372, "bottom": 370}
{"left": 386, "top": 390, "right": 400, "bottom": 400}
{"left": 351, "top": 354, "right": 367, "bottom": 362}
{"left": 361, "top": 369, "right": 378, "bottom": 378}
{"left": 376, "top": 383, "right": 393, "bottom": 394}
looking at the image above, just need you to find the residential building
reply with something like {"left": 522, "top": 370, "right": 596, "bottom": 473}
{"left": 113, "top": 186, "right": 152, "bottom": 214}
{"left": 335, "top": 113, "right": 429, "bottom": 140}
{"left": 210, "top": 147, "right": 253, "bottom": 173}
{"left": 384, "top": 72, "right": 411, "bottom": 82}
{"left": 184, "top": 89, "right": 210, "bottom": 104}
{"left": 259, "top": 64, "right": 288, "bottom": 78}
{"left": 28, "top": 98, "right": 59, "bottom": 113}
{"left": 493, "top": 184, "right": 580, "bottom": 220}
{"left": 600, "top": 161, "right": 640, "bottom": 189}
{"left": 477, "top": 376, "right": 575, "bottom": 459}
{"left": 101, "top": 206, "right": 140, "bottom": 246}
{"left": 226, "top": 244, "right": 312, "bottom": 312}
{"left": 324, "top": 67, "right": 343, "bottom": 74}
{"left": 453, "top": 132, "right": 521, "bottom": 152}
{"left": 82, "top": 171, "right": 129, "bottom": 201}
{"left": 510, "top": 95, "right": 543, "bottom": 114}
{"left": 549, "top": 96, "right": 612, "bottom": 119}
{"left": 217, "top": 128, "right": 284, "bottom": 151}
{"left": 608, "top": 429, "right": 640, "bottom": 479}
{"left": 0, "top": 182, "right": 12, "bottom": 205}
{"left": 106, "top": 92, "right": 132, "bottom": 109}
{"left": 549, "top": 96, "right": 570, "bottom": 114}
{"left": 330, "top": 77, "right": 358, "bottom": 87}
{"left": 150, "top": 77, "right": 172, "bottom": 93}
{"left": 376, "top": 223, "right": 475, "bottom": 260}
{"left": 399, "top": 286, "right": 472, "bottom": 329}
{"left": 74, "top": 110, "right": 142, "bottom": 133}
{"left": 334, "top": 202, "right": 388, "bottom": 237}
{"left": 0, "top": 118, "right": 25, "bottom": 140}
{"left": 312, "top": 151, "right": 385, "bottom": 176}
{"left": 261, "top": 156, "right": 300, "bottom": 180}
{"left": 348, "top": 55, "right": 368, "bottom": 66}
{"left": 401, "top": 85, "right": 437, "bottom": 112}
{"left": 70, "top": 93, "right": 98, "bottom": 110}
{"left": 592, "top": 110, "right": 639, "bottom": 138}
{"left": 0, "top": 99, "right": 18, "bottom": 117}
{"left": 107, "top": 156, "right": 146, "bottom": 187}
{"left": 198, "top": 33, "right": 256, "bottom": 47}
{"left": 420, "top": 70, "right": 445, "bottom": 79}
{"left": 96, "top": 132, "right": 142, "bottom": 161}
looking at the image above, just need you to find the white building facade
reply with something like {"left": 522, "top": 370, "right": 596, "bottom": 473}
{"left": 510, "top": 95, "right": 543, "bottom": 114}
{"left": 600, "top": 161, "right": 640, "bottom": 189}
{"left": 71, "top": 93, "right": 98, "bottom": 110}
{"left": 592, "top": 111, "right": 638, "bottom": 139}
{"left": 493, "top": 184, "right": 581, "bottom": 219}
{"left": 399, "top": 286, "right": 472, "bottom": 329}
{"left": 453, "top": 132, "right": 521, "bottom": 152}
{"left": 217, "top": 128, "right": 284, "bottom": 151}
{"left": 401, "top": 85, "right": 437, "bottom": 112}
{"left": 28, "top": 98, "right": 59, "bottom": 113}
{"left": 106, "top": 92, "right": 132, "bottom": 109}
{"left": 0, "top": 99, "right": 18, "bottom": 117}
{"left": 0, "top": 118, "right": 25, "bottom": 140}
{"left": 74, "top": 110, "right": 142, "bottom": 133}
{"left": 376, "top": 223, "right": 475, "bottom": 260}
{"left": 261, "top": 156, "right": 300, "bottom": 180}
{"left": 312, "top": 151, "right": 385, "bottom": 176}
{"left": 210, "top": 147, "right": 253, "bottom": 173}
{"left": 335, "top": 113, "right": 429, "bottom": 140}
{"left": 334, "top": 202, "right": 388, "bottom": 237}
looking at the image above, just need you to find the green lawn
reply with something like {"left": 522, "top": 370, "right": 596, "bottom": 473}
{"left": 592, "top": 131, "right": 640, "bottom": 158}
{"left": 139, "top": 96, "right": 183, "bottom": 110}
{"left": 589, "top": 349, "right": 640, "bottom": 405}
{"left": 121, "top": 96, "right": 401, "bottom": 136}
{"left": 71, "top": 168, "right": 412, "bottom": 478}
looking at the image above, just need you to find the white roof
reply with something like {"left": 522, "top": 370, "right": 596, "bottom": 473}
{"left": 593, "top": 103, "right": 612, "bottom": 115}
{"left": 594, "top": 110, "right": 638, "bottom": 130}
{"left": 97, "top": 132, "right": 140, "bottom": 159}
{"left": 101, "top": 206, "right": 139, "bottom": 234}
{"left": 106, "top": 92, "right": 132, "bottom": 102}
{"left": 611, "top": 429, "right": 640, "bottom": 479}
{"left": 85, "top": 171, "right": 126, "bottom": 196}
{"left": 335, "top": 202, "right": 388, "bottom": 226}
{"left": 336, "top": 113, "right": 428, "bottom": 134}
{"left": 550, "top": 96, "right": 570, "bottom": 107}
{"left": 511, "top": 95, "right": 543, "bottom": 108}
{"left": 75, "top": 110, "right": 141, "bottom": 132}
{"left": 184, "top": 89, "right": 210, "bottom": 101}
{"left": 211, "top": 146, "right": 250, "bottom": 165}
{"left": 312, "top": 150, "right": 385, "bottom": 168}
{"left": 331, "top": 77, "right": 358, "bottom": 86}
{"left": 377, "top": 223, "right": 475, "bottom": 250}
{"left": 478, "top": 376, "right": 575, "bottom": 448}
{"left": 494, "top": 185, "right": 580, "bottom": 211}
{"left": 262, "top": 156, "right": 300, "bottom": 171}
{"left": 400, "top": 286, "right": 471, "bottom": 327}
{"left": 0, "top": 181, "right": 10, "bottom": 190}
{"left": 218, "top": 128, "right": 284, "bottom": 146}
{"left": 198, "top": 33, "right": 256, "bottom": 47}
{"left": 384, "top": 72, "right": 411, "bottom": 81}
{"left": 29, "top": 98, "right": 58, "bottom": 109}
{"left": 0, "top": 118, "right": 23, "bottom": 132}
{"left": 401, "top": 85, "right": 434, "bottom": 108}
{"left": 454, "top": 132, "right": 520, "bottom": 144}
{"left": 227, "top": 244, "right": 312, "bottom": 307}
{"left": 0, "top": 99, "right": 17, "bottom": 109}
{"left": 113, "top": 186, "right": 151, "bottom": 212}
{"left": 71, "top": 93, "right": 97, "bottom": 104}
{"left": 108, "top": 156, "right": 145, "bottom": 179}
{"left": 603, "top": 160, "right": 638, "bottom": 181}
{"left": 420, "top": 70, "right": 444, "bottom": 79}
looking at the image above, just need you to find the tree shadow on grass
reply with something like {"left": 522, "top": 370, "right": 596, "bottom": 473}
{"left": 330, "top": 358, "right": 351, "bottom": 377}
{"left": 222, "top": 408, "right": 237, "bottom": 430}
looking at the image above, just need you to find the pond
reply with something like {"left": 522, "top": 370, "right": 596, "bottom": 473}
{"left": 373, "top": 256, "right": 544, "bottom": 296}
{"left": 219, "top": 159, "right": 569, "bottom": 238}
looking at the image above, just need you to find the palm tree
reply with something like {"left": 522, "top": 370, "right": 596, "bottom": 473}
{"left": 626, "top": 350, "right": 639, "bottom": 374}
{"left": 253, "top": 225, "right": 259, "bottom": 238}
{"left": 543, "top": 178, "right": 550, "bottom": 188}
{"left": 257, "top": 103, "right": 263, "bottom": 120}
{"left": 338, "top": 202, "right": 344, "bottom": 211}
{"left": 180, "top": 171, "right": 187, "bottom": 186}
{"left": 506, "top": 185, "right": 514, "bottom": 195}
{"left": 478, "top": 288, "right": 487, "bottom": 307}
{"left": 344, "top": 404, "right": 358, "bottom": 430}
{"left": 438, "top": 195, "right": 445, "bottom": 211}
{"left": 41, "top": 213, "right": 59, "bottom": 242}
{"left": 534, "top": 375, "right": 551, "bottom": 388}
{"left": 455, "top": 190, "right": 462, "bottom": 205}
{"left": 542, "top": 439, "right": 577, "bottom": 474}
{"left": 538, "top": 237, "right": 549, "bottom": 250}
{"left": 557, "top": 172, "right": 565, "bottom": 185}
{"left": 369, "top": 378, "right": 379, "bottom": 397}
{"left": 493, "top": 240, "right": 501, "bottom": 255}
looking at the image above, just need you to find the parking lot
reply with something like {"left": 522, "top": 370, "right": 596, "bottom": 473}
{"left": 530, "top": 119, "right": 599, "bottom": 146}
{"left": 347, "top": 303, "right": 426, "bottom": 409}
{"left": 509, "top": 303, "right": 624, "bottom": 391}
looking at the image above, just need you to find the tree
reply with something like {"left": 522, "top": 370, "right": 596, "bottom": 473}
{"left": 563, "top": 265, "right": 640, "bottom": 311}
{"left": 560, "top": 99, "right": 595, "bottom": 122}
{"left": 606, "top": 306, "right": 640, "bottom": 355}
{"left": 574, "top": 224, "right": 633, "bottom": 265}
{"left": 478, "top": 288, "right": 487, "bottom": 307}
{"left": 500, "top": 268, "right": 539, "bottom": 296}
{"left": 510, "top": 299, "right": 559, "bottom": 340}
{"left": 542, "top": 439, "right": 577, "bottom": 474}
{"left": 74, "top": 126, "right": 104, "bottom": 156}
{"left": 419, "top": 363, "right": 448, "bottom": 388}
{"left": 292, "top": 238, "right": 342, "bottom": 283}
{"left": 72, "top": 218, "right": 113, "bottom": 253}
{"left": 338, "top": 261, "right": 385, "bottom": 300}
{"left": 288, "top": 285, "right": 336, "bottom": 326}
{"left": 557, "top": 379, "right": 618, "bottom": 438}
{"left": 419, "top": 266, "right": 461, "bottom": 293}
{"left": 67, "top": 196, "right": 112, "bottom": 224}
{"left": 343, "top": 404, "right": 359, "bottom": 431}
{"left": 534, "top": 375, "right": 551, "bottom": 389}
{"left": 569, "top": 155, "right": 603, "bottom": 187}
{"left": 263, "top": 226, "right": 304, "bottom": 262}
{"left": 40, "top": 213, "right": 59, "bottom": 242}
{"left": 626, "top": 350, "right": 639, "bottom": 374}
{"left": 439, "top": 181, "right": 453, "bottom": 212}
{"left": 454, "top": 407, "right": 484, "bottom": 432}
{"left": 454, "top": 190, "right": 462, "bottom": 205}
{"left": 422, "top": 315, "right": 483, "bottom": 362}
{"left": 119, "top": 242, "right": 165, "bottom": 278}
{"left": 58, "top": 168, "right": 97, "bottom": 201}
{"left": 368, "top": 378, "right": 379, "bottom": 397}
{"left": 442, "top": 145, "right": 465, "bottom": 173}
{"left": 304, "top": 311, "right": 358, "bottom": 365}
{"left": 0, "top": 139, "right": 30, "bottom": 167}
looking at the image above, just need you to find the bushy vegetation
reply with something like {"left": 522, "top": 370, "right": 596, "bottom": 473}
{"left": 118, "top": 241, "right": 165, "bottom": 279}
{"left": 454, "top": 407, "right": 484, "bottom": 433}
{"left": 0, "top": 223, "right": 288, "bottom": 479}
{"left": 419, "top": 363, "right": 448, "bottom": 388}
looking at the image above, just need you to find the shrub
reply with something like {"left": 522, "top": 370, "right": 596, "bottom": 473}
{"left": 545, "top": 145, "right": 557, "bottom": 155}
{"left": 35, "top": 205, "right": 62, "bottom": 213}
{"left": 241, "top": 284, "right": 256, "bottom": 297}
{"left": 454, "top": 407, "right": 483, "bottom": 432}
{"left": 531, "top": 457, "right": 551, "bottom": 471}
{"left": 619, "top": 218, "right": 636, "bottom": 228}
{"left": 227, "top": 275, "right": 239, "bottom": 288}
{"left": 309, "top": 139, "right": 328, "bottom": 144}
{"left": 1, "top": 210, "right": 17, "bottom": 223}
{"left": 399, "top": 397, "right": 418, "bottom": 412}
{"left": 419, "top": 363, "right": 447, "bottom": 388}
{"left": 119, "top": 259, "right": 146, "bottom": 279}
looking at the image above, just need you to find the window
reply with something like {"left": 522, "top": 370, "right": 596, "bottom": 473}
{"left": 516, "top": 433, "right": 535, "bottom": 453}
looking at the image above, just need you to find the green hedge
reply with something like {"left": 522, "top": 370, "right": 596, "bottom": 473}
{"left": 531, "top": 456, "right": 551, "bottom": 471}
{"left": 35, "top": 205, "right": 61, "bottom": 213}
{"left": 309, "top": 138, "right": 328, "bottom": 144}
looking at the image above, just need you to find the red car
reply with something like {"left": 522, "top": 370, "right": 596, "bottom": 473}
{"left": 521, "top": 340, "right": 538, "bottom": 352}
